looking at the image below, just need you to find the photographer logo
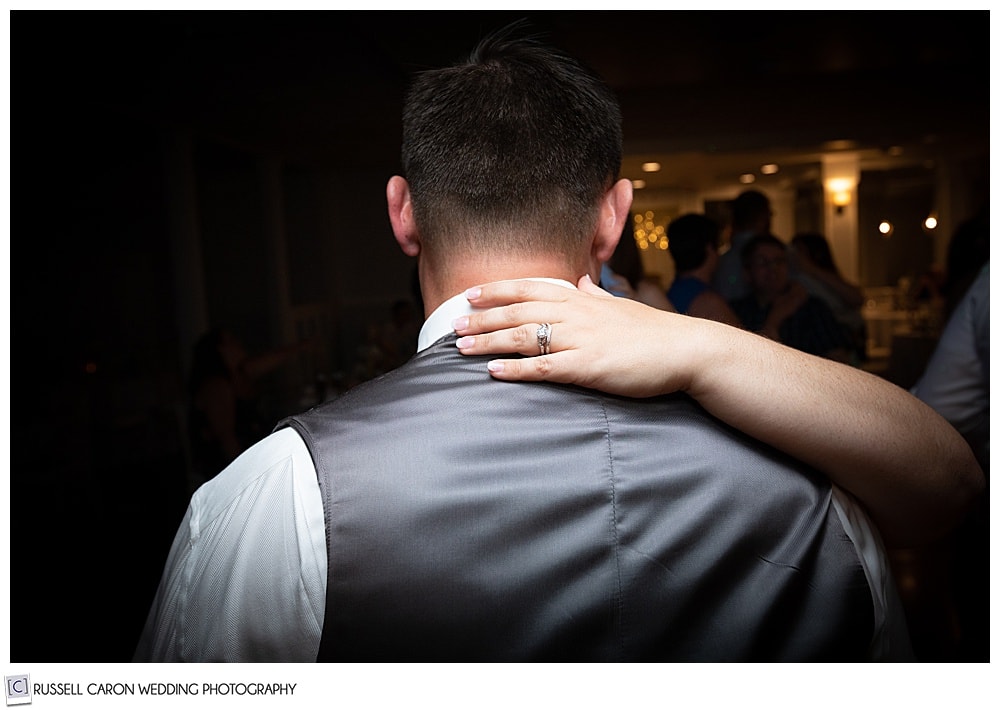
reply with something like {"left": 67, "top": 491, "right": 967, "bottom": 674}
{"left": 4, "top": 675, "right": 31, "bottom": 706}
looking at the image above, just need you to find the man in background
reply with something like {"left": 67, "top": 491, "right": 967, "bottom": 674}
{"left": 713, "top": 188, "right": 772, "bottom": 301}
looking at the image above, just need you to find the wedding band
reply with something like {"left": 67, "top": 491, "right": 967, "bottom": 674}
{"left": 536, "top": 323, "right": 552, "bottom": 355}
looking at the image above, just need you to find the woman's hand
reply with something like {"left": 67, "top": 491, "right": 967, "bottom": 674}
{"left": 453, "top": 275, "right": 701, "bottom": 398}
{"left": 452, "top": 274, "right": 985, "bottom": 548}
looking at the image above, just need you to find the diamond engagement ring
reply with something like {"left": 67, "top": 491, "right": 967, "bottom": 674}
{"left": 536, "top": 323, "right": 552, "bottom": 355}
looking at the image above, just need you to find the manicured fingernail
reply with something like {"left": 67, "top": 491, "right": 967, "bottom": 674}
{"left": 465, "top": 287, "right": 481, "bottom": 300}
{"left": 487, "top": 360, "right": 505, "bottom": 373}
{"left": 452, "top": 316, "right": 469, "bottom": 331}
{"left": 455, "top": 336, "right": 474, "bottom": 349}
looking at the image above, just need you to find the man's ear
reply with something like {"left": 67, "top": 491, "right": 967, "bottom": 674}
{"left": 592, "top": 178, "right": 633, "bottom": 263}
{"left": 387, "top": 176, "right": 421, "bottom": 257}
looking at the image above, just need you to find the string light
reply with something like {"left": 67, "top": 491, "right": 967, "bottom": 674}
{"left": 633, "top": 211, "right": 669, "bottom": 250}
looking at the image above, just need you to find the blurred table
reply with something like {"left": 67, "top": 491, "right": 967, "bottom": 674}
{"left": 863, "top": 308, "right": 912, "bottom": 360}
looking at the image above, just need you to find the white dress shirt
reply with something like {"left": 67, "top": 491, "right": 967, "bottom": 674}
{"left": 910, "top": 264, "right": 989, "bottom": 467}
{"left": 133, "top": 287, "right": 494, "bottom": 662}
{"left": 135, "top": 282, "right": 905, "bottom": 661}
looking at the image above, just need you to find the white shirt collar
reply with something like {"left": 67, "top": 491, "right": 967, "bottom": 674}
{"left": 417, "top": 278, "right": 575, "bottom": 352}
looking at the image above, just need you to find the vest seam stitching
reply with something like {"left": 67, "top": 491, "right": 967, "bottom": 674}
{"left": 599, "top": 398, "right": 626, "bottom": 656}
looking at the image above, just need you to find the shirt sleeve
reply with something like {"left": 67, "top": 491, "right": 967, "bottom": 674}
{"left": 132, "top": 427, "right": 327, "bottom": 662}
{"left": 829, "top": 485, "right": 915, "bottom": 661}
{"left": 911, "top": 264, "right": 990, "bottom": 440}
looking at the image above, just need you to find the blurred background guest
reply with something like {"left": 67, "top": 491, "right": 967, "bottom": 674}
{"left": 188, "top": 327, "right": 311, "bottom": 487}
{"left": 895, "top": 261, "right": 989, "bottom": 661}
{"left": 790, "top": 231, "right": 867, "bottom": 365}
{"left": 665, "top": 213, "right": 742, "bottom": 327}
{"left": 713, "top": 189, "right": 772, "bottom": 302}
{"left": 730, "top": 233, "right": 852, "bottom": 362}
{"left": 377, "top": 298, "right": 421, "bottom": 371}
{"left": 940, "top": 209, "right": 989, "bottom": 320}
{"left": 913, "top": 263, "right": 988, "bottom": 478}
{"left": 601, "top": 214, "right": 675, "bottom": 311}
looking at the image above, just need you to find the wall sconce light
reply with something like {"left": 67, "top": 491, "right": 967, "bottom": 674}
{"left": 825, "top": 177, "right": 855, "bottom": 215}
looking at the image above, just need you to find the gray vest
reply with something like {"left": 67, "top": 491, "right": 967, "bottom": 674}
{"left": 279, "top": 335, "right": 874, "bottom": 661}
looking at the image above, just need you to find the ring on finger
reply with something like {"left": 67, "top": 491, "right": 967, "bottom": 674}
{"left": 536, "top": 323, "right": 552, "bottom": 355}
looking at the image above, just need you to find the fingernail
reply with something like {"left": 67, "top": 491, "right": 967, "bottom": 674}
{"left": 487, "top": 360, "right": 505, "bottom": 374}
{"left": 452, "top": 316, "right": 469, "bottom": 331}
{"left": 455, "top": 336, "right": 474, "bottom": 349}
{"left": 465, "top": 287, "right": 481, "bottom": 300}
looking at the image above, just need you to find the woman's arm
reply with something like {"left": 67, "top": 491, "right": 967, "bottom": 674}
{"left": 241, "top": 340, "right": 312, "bottom": 381}
{"left": 195, "top": 376, "right": 244, "bottom": 461}
{"left": 453, "top": 275, "right": 984, "bottom": 549}
{"left": 795, "top": 250, "right": 865, "bottom": 308}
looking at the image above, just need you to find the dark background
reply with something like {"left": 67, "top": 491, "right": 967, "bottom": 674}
{"left": 10, "top": 10, "right": 989, "bottom": 661}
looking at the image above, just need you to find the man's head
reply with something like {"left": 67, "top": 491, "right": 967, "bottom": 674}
{"left": 387, "top": 25, "right": 632, "bottom": 308}
{"left": 667, "top": 213, "right": 721, "bottom": 274}
{"left": 730, "top": 189, "right": 772, "bottom": 235}
{"left": 741, "top": 233, "right": 790, "bottom": 301}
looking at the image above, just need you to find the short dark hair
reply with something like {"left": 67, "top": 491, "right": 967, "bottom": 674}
{"left": 667, "top": 213, "right": 720, "bottom": 272}
{"left": 400, "top": 23, "right": 623, "bottom": 257}
{"left": 741, "top": 233, "right": 788, "bottom": 268}
{"left": 730, "top": 189, "right": 771, "bottom": 232}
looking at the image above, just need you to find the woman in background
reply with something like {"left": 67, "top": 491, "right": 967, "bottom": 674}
{"left": 664, "top": 213, "right": 742, "bottom": 327}
{"left": 790, "top": 232, "right": 866, "bottom": 364}
{"left": 189, "top": 327, "right": 309, "bottom": 485}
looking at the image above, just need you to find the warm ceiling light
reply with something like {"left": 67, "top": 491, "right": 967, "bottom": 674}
{"left": 826, "top": 177, "right": 854, "bottom": 193}
{"left": 879, "top": 221, "right": 894, "bottom": 237}
{"left": 825, "top": 177, "right": 855, "bottom": 209}
{"left": 631, "top": 179, "right": 646, "bottom": 189}
{"left": 924, "top": 215, "right": 938, "bottom": 230}
{"left": 739, "top": 173, "right": 756, "bottom": 184}
{"left": 641, "top": 162, "right": 661, "bottom": 172}
{"left": 760, "top": 163, "right": 779, "bottom": 175}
